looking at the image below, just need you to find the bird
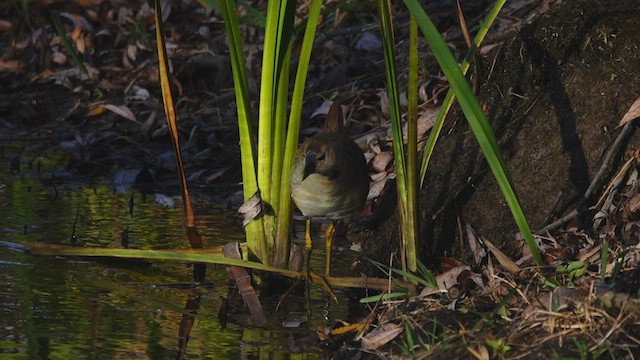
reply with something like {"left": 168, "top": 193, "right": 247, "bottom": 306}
{"left": 291, "top": 101, "right": 370, "bottom": 278}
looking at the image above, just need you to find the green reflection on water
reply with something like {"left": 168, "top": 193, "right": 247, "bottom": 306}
{"left": 0, "top": 149, "right": 354, "bottom": 359}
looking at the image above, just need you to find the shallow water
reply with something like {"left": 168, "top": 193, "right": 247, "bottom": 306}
{"left": 0, "top": 145, "right": 356, "bottom": 359}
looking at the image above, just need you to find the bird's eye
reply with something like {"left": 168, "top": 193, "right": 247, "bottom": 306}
{"left": 317, "top": 153, "right": 326, "bottom": 161}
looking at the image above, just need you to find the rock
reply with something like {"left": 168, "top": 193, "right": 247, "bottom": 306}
{"left": 360, "top": 0, "right": 640, "bottom": 263}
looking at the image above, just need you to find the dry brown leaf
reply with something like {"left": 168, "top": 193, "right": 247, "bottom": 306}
{"left": 576, "top": 243, "right": 601, "bottom": 263}
{"left": 102, "top": 104, "right": 137, "bottom": 122}
{"left": 126, "top": 86, "right": 150, "bottom": 102}
{"left": 126, "top": 44, "right": 138, "bottom": 62}
{"left": 466, "top": 224, "right": 487, "bottom": 265}
{"left": 417, "top": 107, "right": 438, "bottom": 139}
{"left": 524, "top": 287, "right": 588, "bottom": 319}
{"left": 354, "top": 128, "right": 387, "bottom": 152}
{"left": 420, "top": 265, "right": 485, "bottom": 297}
{"left": 378, "top": 91, "right": 390, "bottom": 117}
{"left": 371, "top": 151, "right": 393, "bottom": 172}
{"left": 424, "top": 265, "right": 469, "bottom": 296}
{"left": 0, "top": 20, "right": 12, "bottom": 31}
{"left": 483, "top": 237, "right": 521, "bottom": 273}
{"left": 71, "top": 28, "right": 87, "bottom": 54}
{"left": 440, "top": 257, "right": 466, "bottom": 271}
{"left": 88, "top": 105, "right": 107, "bottom": 116}
{"left": 467, "top": 344, "right": 490, "bottom": 360}
{"left": 361, "top": 322, "right": 403, "bottom": 350}
{"left": 139, "top": 109, "right": 158, "bottom": 133}
{"left": 617, "top": 97, "right": 640, "bottom": 127}
{"left": 367, "top": 171, "right": 394, "bottom": 201}
{"left": 52, "top": 51, "right": 67, "bottom": 65}
{"left": 204, "top": 168, "right": 227, "bottom": 183}
{"left": 0, "top": 59, "right": 25, "bottom": 73}
{"left": 401, "top": 106, "right": 438, "bottom": 147}
{"left": 329, "top": 321, "right": 366, "bottom": 336}
{"left": 238, "top": 192, "right": 265, "bottom": 226}
{"left": 60, "top": 12, "right": 93, "bottom": 31}
{"left": 310, "top": 99, "right": 333, "bottom": 118}
{"left": 627, "top": 193, "right": 640, "bottom": 213}
{"left": 363, "top": 149, "right": 376, "bottom": 163}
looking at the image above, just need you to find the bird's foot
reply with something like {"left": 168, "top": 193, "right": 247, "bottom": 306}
{"left": 275, "top": 266, "right": 337, "bottom": 313}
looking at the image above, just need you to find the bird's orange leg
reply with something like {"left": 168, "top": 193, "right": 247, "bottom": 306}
{"left": 277, "top": 219, "right": 337, "bottom": 312}
{"left": 306, "top": 219, "right": 337, "bottom": 302}
{"left": 324, "top": 222, "right": 336, "bottom": 277}
{"left": 304, "top": 218, "right": 312, "bottom": 308}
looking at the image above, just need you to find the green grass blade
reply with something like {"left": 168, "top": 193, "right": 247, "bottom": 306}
{"left": 256, "top": 0, "right": 281, "bottom": 207}
{"left": 219, "top": 0, "right": 257, "bottom": 197}
{"left": 419, "top": 0, "right": 506, "bottom": 187}
{"left": 600, "top": 239, "right": 609, "bottom": 280}
{"left": 270, "top": 44, "right": 292, "bottom": 218}
{"left": 370, "top": 260, "right": 434, "bottom": 289}
{"left": 238, "top": 0, "right": 267, "bottom": 27}
{"left": 274, "top": 0, "right": 323, "bottom": 267}
{"left": 378, "top": 0, "right": 417, "bottom": 272}
{"left": 51, "top": 13, "right": 90, "bottom": 80}
{"left": 404, "top": 0, "right": 543, "bottom": 266}
{"left": 417, "top": 260, "right": 438, "bottom": 289}
{"left": 258, "top": 0, "right": 295, "bottom": 208}
{"left": 254, "top": 1, "right": 297, "bottom": 263}
{"left": 377, "top": 0, "right": 406, "bottom": 203}
{"left": 360, "top": 292, "right": 411, "bottom": 303}
{"left": 195, "top": 0, "right": 218, "bottom": 11}
{"left": 30, "top": 246, "right": 301, "bottom": 277}
{"left": 404, "top": 15, "right": 420, "bottom": 272}
{"left": 16, "top": 243, "right": 412, "bottom": 291}
{"left": 219, "top": 0, "right": 268, "bottom": 261}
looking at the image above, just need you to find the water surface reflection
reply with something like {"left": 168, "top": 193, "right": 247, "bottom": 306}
{"left": 0, "top": 153, "right": 354, "bottom": 359}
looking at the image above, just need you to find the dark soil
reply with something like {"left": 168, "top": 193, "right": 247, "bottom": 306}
{"left": 358, "top": 0, "right": 640, "bottom": 265}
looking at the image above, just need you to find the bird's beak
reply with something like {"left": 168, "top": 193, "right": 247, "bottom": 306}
{"left": 302, "top": 149, "right": 316, "bottom": 180}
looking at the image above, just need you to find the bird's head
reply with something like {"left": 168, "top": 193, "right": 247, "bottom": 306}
{"left": 302, "top": 139, "right": 339, "bottom": 181}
